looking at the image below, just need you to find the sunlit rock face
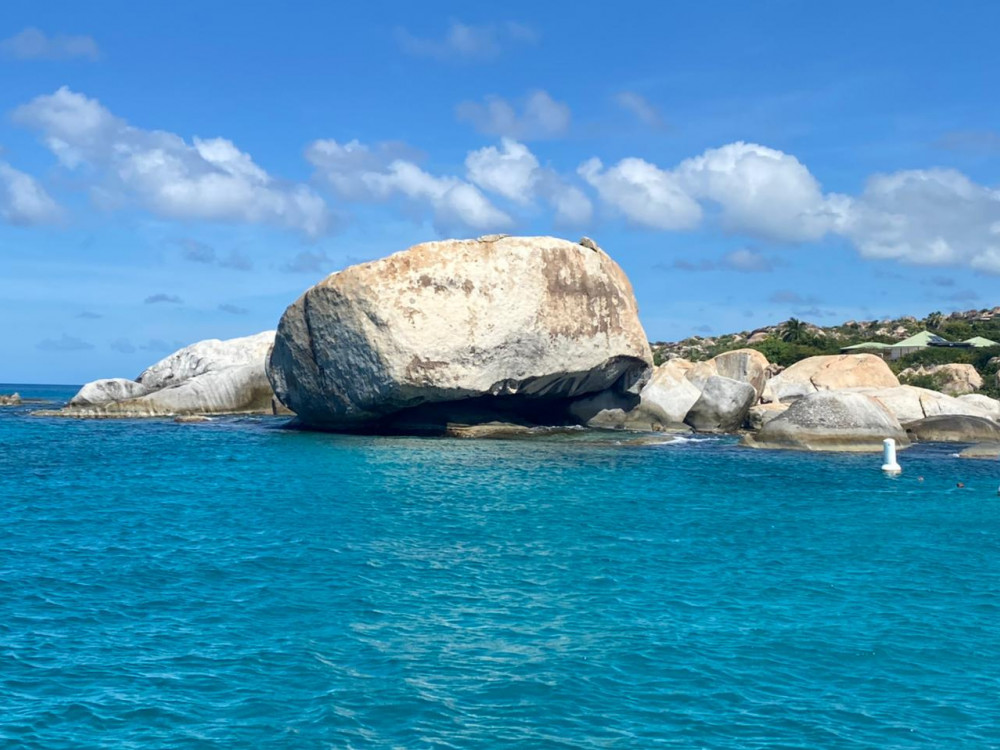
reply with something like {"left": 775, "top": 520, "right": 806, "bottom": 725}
{"left": 267, "top": 235, "right": 653, "bottom": 431}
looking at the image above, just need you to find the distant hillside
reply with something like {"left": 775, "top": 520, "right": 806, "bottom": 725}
{"left": 651, "top": 305, "right": 1000, "bottom": 397}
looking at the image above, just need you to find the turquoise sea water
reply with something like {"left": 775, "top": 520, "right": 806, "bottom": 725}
{"left": 2, "top": 383, "right": 1000, "bottom": 748}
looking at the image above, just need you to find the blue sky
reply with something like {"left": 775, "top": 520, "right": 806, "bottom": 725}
{"left": 2, "top": 1, "right": 999, "bottom": 383}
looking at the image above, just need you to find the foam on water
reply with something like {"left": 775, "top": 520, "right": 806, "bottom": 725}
{"left": 2, "top": 384, "right": 999, "bottom": 748}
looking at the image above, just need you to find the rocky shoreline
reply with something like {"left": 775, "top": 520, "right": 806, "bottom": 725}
{"left": 30, "top": 234, "right": 1000, "bottom": 454}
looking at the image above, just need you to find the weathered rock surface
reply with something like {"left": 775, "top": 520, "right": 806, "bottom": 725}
{"left": 904, "top": 415, "right": 1000, "bottom": 443}
{"left": 69, "top": 378, "right": 150, "bottom": 406}
{"left": 743, "top": 391, "right": 908, "bottom": 452}
{"left": 0, "top": 393, "right": 21, "bottom": 406}
{"left": 268, "top": 236, "right": 653, "bottom": 430}
{"left": 747, "top": 402, "right": 789, "bottom": 431}
{"left": 847, "top": 385, "right": 997, "bottom": 423}
{"left": 762, "top": 354, "right": 899, "bottom": 403}
{"left": 639, "top": 360, "right": 702, "bottom": 424}
{"left": 957, "top": 394, "right": 1000, "bottom": 421}
{"left": 139, "top": 332, "right": 275, "bottom": 390}
{"left": 686, "top": 349, "right": 770, "bottom": 398}
{"left": 959, "top": 443, "right": 1000, "bottom": 460}
{"left": 684, "top": 376, "right": 757, "bottom": 433}
{"left": 38, "top": 332, "right": 280, "bottom": 418}
{"left": 899, "top": 363, "right": 983, "bottom": 395}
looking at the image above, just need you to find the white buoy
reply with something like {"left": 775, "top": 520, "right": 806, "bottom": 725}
{"left": 881, "top": 438, "right": 901, "bottom": 475}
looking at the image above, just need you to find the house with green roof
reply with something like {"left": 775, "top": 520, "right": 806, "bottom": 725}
{"left": 839, "top": 330, "right": 990, "bottom": 360}
{"left": 964, "top": 336, "right": 999, "bottom": 348}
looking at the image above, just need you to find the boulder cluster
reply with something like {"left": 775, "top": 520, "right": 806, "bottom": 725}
{"left": 37, "top": 234, "right": 1000, "bottom": 453}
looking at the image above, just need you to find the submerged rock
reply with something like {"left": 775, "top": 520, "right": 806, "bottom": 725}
{"left": 39, "top": 332, "right": 279, "bottom": 418}
{"left": 903, "top": 415, "right": 1000, "bottom": 443}
{"left": 743, "top": 391, "right": 907, "bottom": 452}
{"left": 268, "top": 236, "right": 653, "bottom": 431}
{"left": 959, "top": 443, "right": 1000, "bottom": 460}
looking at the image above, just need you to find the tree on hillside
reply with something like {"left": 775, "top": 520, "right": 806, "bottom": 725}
{"left": 925, "top": 311, "right": 943, "bottom": 330}
{"left": 781, "top": 318, "right": 806, "bottom": 343}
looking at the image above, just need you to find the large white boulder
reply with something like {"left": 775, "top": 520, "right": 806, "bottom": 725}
{"left": 42, "top": 332, "right": 279, "bottom": 418}
{"left": 638, "top": 359, "right": 702, "bottom": 424}
{"left": 267, "top": 236, "right": 653, "bottom": 430}
{"left": 762, "top": 354, "right": 899, "bottom": 403}
{"left": 957, "top": 394, "right": 1000, "bottom": 420}
{"left": 845, "top": 385, "right": 998, "bottom": 423}
{"left": 69, "top": 378, "right": 151, "bottom": 406}
{"left": 139, "top": 332, "right": 275, "bottom": 390}
{"left": 686, "top": 349, "right": 770, "bottom": 398}
{"left": 568, "top": 358, "right": 700, "bottom": 430}
{"left": 684, "top": 376, "right": 757, "bottom": 433}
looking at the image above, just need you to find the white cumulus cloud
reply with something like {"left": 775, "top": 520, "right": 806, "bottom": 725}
{"left": 841, "top": 168, "right": 1000, "bottom": 273}
{"left": 465, "top": 138, "right": 592, "bottom": 226}
{"left": 457, "top": 90, "right": 570, "bottom": 140}
{"left": 0, "top": 161, "right": 61, "bottom": 225}
{"left": 581, "top": 139, "right": 1000, "bottom": 274}
{"left": 578, "top": 157, "right": 702, "bottom": 230}
{"left": 579, "top": 142, "right": 845, "bottom": 240}
{"left": 675, "top": 142, "right": 849, "bottom": 242}
{"left": 307, "top": 138, "right": 511, "bottom": 232}
{"left": 13, "top": 87, "right": 329, "bottom": 236}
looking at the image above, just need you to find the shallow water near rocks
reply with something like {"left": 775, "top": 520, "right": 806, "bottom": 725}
{"left": 2, "top": 384, "right": 1000, "bottom": 748}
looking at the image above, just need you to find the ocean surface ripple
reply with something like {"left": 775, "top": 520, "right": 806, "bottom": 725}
{"left": 2, "top": 385, "right": 1000, "bottom": 748}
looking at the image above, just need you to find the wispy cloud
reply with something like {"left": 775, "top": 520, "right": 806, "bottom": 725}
{"left": 176, "top": 238, "right": 253, "bottom": 271}
{"left": 219, "top": 303, "right": 248, "bottom": 315}
{"left": 613, "top": 92, "right": 667, "bottom": 130}
{"left": 457, "top": 90, "right": 570, "bottom": 140}
{"left": 178, "top": 238, "right": 215, "bottom": 264}
{"left": 219, "top": 250, "right": 252, "bottom": 271}
{"left": 144, "top": 293, "right": 183, "bottom": 304}
{"left": 663, "top": 249, "right": 776, "bottom": 273}
{"left": 0, "top": 28, "right": 100, "bottom": 61}
{"left": 769, "top": 290, "right": 822, "bottom": 305}
{"left": 934, "top": 130, "right": 1000, "bottom": 153}
{"left": 395, "top": 20, "right": 537, "bottom": 62}
{"left": 282, "top": 250, "right": 332, "bottom": 274}
{"left": 38, "top": 334, "right": 94, "bottom": 351}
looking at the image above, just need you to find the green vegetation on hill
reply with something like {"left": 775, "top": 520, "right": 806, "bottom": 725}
{"left": 651, "top": 306, "right": 1000, "bottom": 397}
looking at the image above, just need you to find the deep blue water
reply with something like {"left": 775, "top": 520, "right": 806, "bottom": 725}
{"left": 2, "top": 383, "right": 1000, "bottom": 748}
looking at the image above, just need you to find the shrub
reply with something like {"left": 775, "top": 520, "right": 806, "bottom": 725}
{"left": 898, "top": 372, "right": 946, "bottom": 392}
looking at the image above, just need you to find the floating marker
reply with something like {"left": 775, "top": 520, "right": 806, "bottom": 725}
{"left": 881, "top": 438, "right": 901, "bottom": 475}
